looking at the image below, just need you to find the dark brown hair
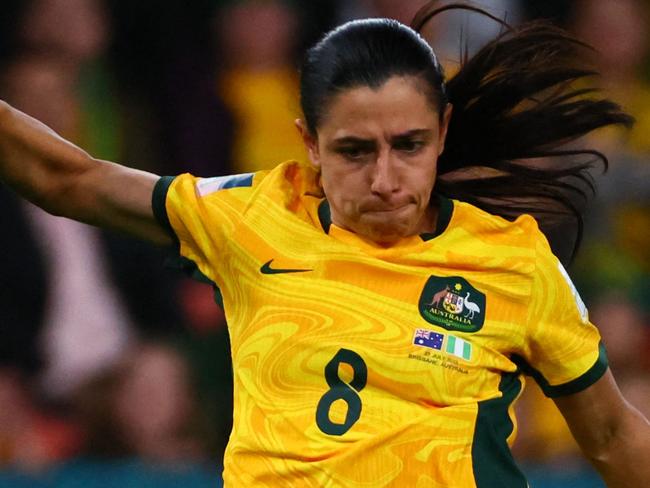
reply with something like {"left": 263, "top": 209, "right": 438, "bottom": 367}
{"left": 300, "top": 1, "right": 633, "bottom": 262}
{"left": 414, "top": 2, "right": 633, "bottom": 262}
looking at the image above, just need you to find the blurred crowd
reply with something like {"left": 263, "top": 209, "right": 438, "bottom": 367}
{"left": 0, "top": 1, "right": 648, "bottom": 487}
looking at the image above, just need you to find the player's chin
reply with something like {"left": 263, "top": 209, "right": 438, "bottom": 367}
{"left": 362, "top": 217, "right": 414, "bottom": 243}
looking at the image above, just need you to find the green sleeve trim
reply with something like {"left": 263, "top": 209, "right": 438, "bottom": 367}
{"left": 512, "top": 342, "right": 609, "bottom": 398}
{"left": 152, "top": 176, "right": 177, "bottom": 241}
{"left": 152, "top": 177, "right": 224, "bottom": 309}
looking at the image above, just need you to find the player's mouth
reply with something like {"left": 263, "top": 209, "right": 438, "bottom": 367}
{"left": 362, "top": 202, "right": 412, "bottom": 217}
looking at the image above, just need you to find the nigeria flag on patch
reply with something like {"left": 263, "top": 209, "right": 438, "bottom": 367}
{"left": 446, "top": 335, "right": 472, "bottom": 360}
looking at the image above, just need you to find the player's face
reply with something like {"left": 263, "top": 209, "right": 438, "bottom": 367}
{"left": 298, "top": 75, "right": 452, "bottom": 244}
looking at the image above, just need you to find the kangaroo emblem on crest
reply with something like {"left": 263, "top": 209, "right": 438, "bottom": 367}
{"left": 428, "top": 285, "right": 450, "bottom": 308}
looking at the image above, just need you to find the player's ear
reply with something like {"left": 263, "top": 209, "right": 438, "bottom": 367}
{"left": 438, "top": 103, "right": 453, "bottom": 156}
{"left": 295, "top": 119, "right": 321, "bottom": 168}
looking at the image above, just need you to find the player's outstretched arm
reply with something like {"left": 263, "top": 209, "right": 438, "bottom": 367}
{"left": 0, "top": 101, "right": 171, "bottom": 245}
{"left": 555, "top": 369, "right": 650, "bottom": 488}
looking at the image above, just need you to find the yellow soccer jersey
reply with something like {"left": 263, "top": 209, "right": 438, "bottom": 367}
{"left": 152, "top": 161, "right": 607, "bottom": 488}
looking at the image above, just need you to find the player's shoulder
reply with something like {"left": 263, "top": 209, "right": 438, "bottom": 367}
{"left": 452, "top": 201, "right": 569, "bottom": 285}
{"left": 451, "top": 199, "right": 544, "bottom": 251}
{"left": 172, "top": 160, "right": 320, "bottom": 201}
{"left": 251, "top": 160, "right": 322, "bottom": 196}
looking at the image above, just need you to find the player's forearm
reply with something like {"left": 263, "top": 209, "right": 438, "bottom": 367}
{"left": 588, "top": 405, "right": 650, "bottom": 488}
{"left": 0, "top": 101, "right": 170, "bottom": 244}
{"left": 0, "top": 100, "right": 96, "bottom": 213}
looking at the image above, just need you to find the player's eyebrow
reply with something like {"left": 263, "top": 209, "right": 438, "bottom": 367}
{"left": 332, "top": 129, "right": 433, "bottom": 146}
{"left": 328, "top": 137, "right": 376, "bottom": 151}
{"left": 331, "top": 136, "right": 374, "bottom": 145}
{"left": 330, "top": 129, "right": 433, "bottom": 147}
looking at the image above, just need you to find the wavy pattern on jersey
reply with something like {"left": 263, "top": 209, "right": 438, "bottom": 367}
{"left": 221, "top": 245, "right": 488, "bottom": 486}
{"left": 521, "top": 236, "right": 602, "bottom": 387}
{"left": 161, "top": 162, "right": 605, "bottom": 488}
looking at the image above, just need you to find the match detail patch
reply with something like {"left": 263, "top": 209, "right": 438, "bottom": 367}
{"left": 412, "top": 328, "right": 473, "bottom": 361}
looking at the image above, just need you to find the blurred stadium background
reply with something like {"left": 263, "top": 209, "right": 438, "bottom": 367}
{"left": 0, "top": 0, "right": 648, "bottom": 487}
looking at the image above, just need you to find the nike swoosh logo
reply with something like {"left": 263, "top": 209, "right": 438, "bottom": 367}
{"left": 260, "top": 259, "right": 312, "bottom": 275}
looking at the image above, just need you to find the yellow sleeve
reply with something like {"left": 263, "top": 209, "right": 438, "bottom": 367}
{"left": 151, "top": 172, "right": 257, "bottom": 285}
{"left": 516, "top": 232, "right": 608, "bottom": 397}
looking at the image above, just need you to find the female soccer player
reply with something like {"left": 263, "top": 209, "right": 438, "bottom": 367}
{"left": 0, "top": 2, "right": 648, "bottom": 487}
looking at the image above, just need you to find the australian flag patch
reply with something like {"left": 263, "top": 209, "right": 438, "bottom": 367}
{"left": 413, "top": 328, "right": 444, "bottom": 350}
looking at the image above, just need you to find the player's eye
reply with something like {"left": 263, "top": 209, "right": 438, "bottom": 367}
{"left": 393, "top": 139, "right": 424, "bottom": 154}
{"left": 338, "top": 146, "right": 373, "bottom": 161}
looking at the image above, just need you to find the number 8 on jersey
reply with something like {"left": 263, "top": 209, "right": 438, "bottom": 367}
{"left": 316, "top": 348, "right": 368, "bottom": 436}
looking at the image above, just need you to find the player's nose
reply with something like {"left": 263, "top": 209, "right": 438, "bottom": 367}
{"left": 369, "top": 151, "right": 399, "bottom": 196}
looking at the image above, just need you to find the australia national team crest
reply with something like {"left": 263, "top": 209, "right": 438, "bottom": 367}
{"left": 418, "top": 276, "right": 486, "bottom": 332}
